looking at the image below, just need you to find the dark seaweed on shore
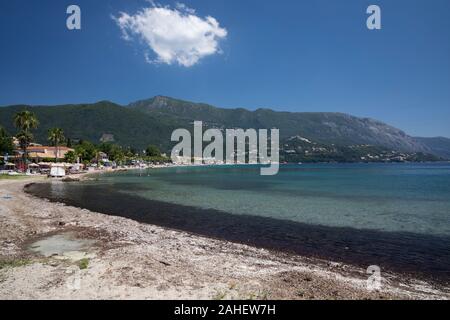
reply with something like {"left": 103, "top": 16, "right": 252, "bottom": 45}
{"left": 26, "top": 182, "right": 450, "bottom": 287}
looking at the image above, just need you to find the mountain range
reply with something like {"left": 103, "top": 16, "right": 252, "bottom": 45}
{"left": 1, "top": 96, "right": 449, "bottom": 159}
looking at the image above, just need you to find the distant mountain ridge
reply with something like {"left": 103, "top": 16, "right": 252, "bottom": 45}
{"left": 413, "top": 137, "right": 450, "bottom": 159}
{"left": 128, "top": 96, "right": 447, "bottom": 157}
{"left": 1, "top": 96, "right": 449, "bottom": 159}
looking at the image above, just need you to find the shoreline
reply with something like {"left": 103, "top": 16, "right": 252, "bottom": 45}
{"left": 0, "top": 175, "right": 448, "bottom": 299}
{"left": 25, "top": 175, "right": 450, "bottom": 286}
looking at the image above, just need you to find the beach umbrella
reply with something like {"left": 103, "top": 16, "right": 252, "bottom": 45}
{"left": 51, "top": 163, "right": 65, "bottom": 167}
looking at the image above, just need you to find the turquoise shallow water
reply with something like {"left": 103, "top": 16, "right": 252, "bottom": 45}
{"left": 26, "top": 163, "right": 450, "bottom": 282}
{"left": 101, "top": 163, "right": 450, "bottom": 236}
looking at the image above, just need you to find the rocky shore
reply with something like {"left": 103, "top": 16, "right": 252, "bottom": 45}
{"left": 0, "top": 177, "right": 447, "bottom": 300}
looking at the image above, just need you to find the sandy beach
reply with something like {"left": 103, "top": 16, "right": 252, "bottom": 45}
{"left": 0, "top": 175, "right": 448, "bottom": 300}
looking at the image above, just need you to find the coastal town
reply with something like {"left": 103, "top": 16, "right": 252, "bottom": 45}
{"left": 0, "top": 110, "right": 172, "bottom": 178}
{"left": 0, "top": 139, "right": 170, "bottom": 178}
{"left": 280, "top": 136, "right": 443, "bottom": 164}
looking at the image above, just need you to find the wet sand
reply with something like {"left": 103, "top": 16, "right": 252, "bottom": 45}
{"left": 0, "top": 177, "right": 448, "bottom": 300}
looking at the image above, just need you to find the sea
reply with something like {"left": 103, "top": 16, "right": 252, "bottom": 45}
{"left": 26, "top": 163, "right": 450, "bottom": 283}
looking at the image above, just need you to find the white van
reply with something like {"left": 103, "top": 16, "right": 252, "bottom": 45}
{"left": 50, "top": 166, "right": 66, "bottom": 177}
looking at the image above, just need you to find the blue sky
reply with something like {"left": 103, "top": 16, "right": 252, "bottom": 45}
{"left": 0, "top": 0, "right": 449, "bottom": 137}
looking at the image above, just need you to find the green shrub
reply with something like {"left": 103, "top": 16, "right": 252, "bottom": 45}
{"left": 78, "top": 258, "right": 89, "bottom": 270}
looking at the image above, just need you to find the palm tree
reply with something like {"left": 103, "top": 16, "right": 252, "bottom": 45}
{"left": 13, "top": 110, "right": 39, "bottom": 133}
{"left": 16, "top": 131, "right": 33, "bottom": 166}
{"left": 13, "top": 111, "right": 39, "bottom": 169}
{"left": 48, "top": 128, "right": 65, "bottom": 163}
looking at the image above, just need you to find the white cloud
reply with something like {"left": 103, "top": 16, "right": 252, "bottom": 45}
{"left": 114, "top": 3, "right": 227, "bottom": 67}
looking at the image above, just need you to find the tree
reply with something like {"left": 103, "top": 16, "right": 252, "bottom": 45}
{"left": 109, "top": 144, "right": 125, "bottom": 163}
{"left": 48, "top": 128, "right": 65, "bottom": 163}
{"left": 64, "top": 151, "right": 77, "bottom": 163}
{"left": 0, "top": 126, "right": 14, "bottom": 155}
{"left": 16, "top": 131, "right": 33, "bottom": 166}
{"left": 13, "top": 110, "right": 39, "bottom": 132}
{"left": 0, "top": 126, "right": 7, "bottom": 138}
{"left": 98, "top": 143, "right": 113, "bottom": 156}
{"left": 98, "top": 143, "right": 126, "bottom": 163}
{"left": 74, "top": 140, "right": 97, "bottom": 162}
{"left": 125, "top": 147, "right": 136, "bottom": 158}
{"left": 13, "top": 110, "right": 39, "bottom": 169}
{"left": 146, "top": 145, "right": 161, "bottom": 157}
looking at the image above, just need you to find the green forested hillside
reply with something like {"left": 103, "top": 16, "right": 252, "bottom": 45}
{"left": 0, "top": 101, "right": 183, "bottom": 152}
{"left": 1, "top": 96, "right": 449, "bottom": 159}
